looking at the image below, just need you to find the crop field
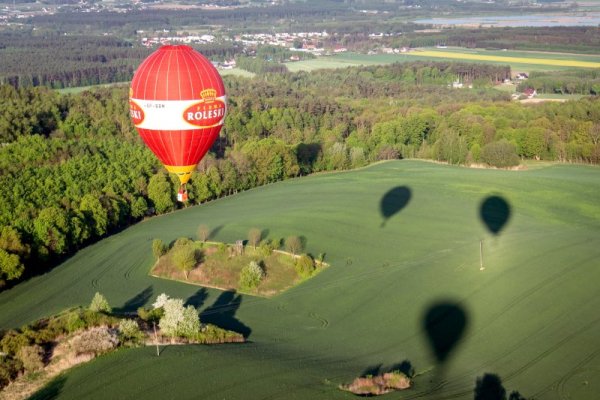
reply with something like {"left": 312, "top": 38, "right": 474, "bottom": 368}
{"left": 1, "top": 160, "right": 600, "bottom": 399}
{"left": 287, "top": 49, "right": 600, "bottom": 74}
{"left": 406, "top": 49, "right": 600, "bottom": 69}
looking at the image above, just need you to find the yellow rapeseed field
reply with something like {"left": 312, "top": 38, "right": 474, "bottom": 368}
{"left": 406, "top": 50, "right": 600, "bottom": 69}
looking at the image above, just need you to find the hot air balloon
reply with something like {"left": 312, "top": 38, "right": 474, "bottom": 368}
{"left": 129, "top": 45, "right": 227, "bottom": 202}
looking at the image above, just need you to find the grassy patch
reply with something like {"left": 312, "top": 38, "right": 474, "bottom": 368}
{"left": 1, "top": 160, "right": 599, "bottom": 399}
{"left": 152, "top": 242, "right": 325, "bottom": 297}
{"left": 288, "top": 48, "right": 600, "bottom": 74}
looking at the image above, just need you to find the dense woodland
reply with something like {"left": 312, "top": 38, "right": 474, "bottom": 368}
{"left": 1, "top": 60, "right": 599, "bottom": 288}
{"left": 0, "top": 33, "right": 243, "bottom": 88}
{"left": 518, "top": 69, "right": 600, "bottom": 96}
{"left": 365, "top": 27, "right": 600, "bottom": 55}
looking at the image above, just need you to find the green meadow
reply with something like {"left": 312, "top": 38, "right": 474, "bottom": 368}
{"left": 1, "top": 160, "right": 599, "bottom": 399}
{"left": 287, "top": 49, "right": 600, "bottom": 74}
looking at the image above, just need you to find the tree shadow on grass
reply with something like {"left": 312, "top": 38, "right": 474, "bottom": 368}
{"left": 184, "top": 287, "right": 208, "bottom": 308}
{"left": 474, "top": 373, "right": 528, "bottom": 400}
{"left": 113, "top": 285, "right": 153, "bottom": 314}
{"left": 28, "top": 375, "right": 67, "bottom": 400}
{"left": 360, "top": 360, "right": 415, "bottom": 378}
{"left": 480, "top": 195, "right": 511, "bottom": 236}
{"left": 380, "top": 186, "right": 412, "bottom": 227}
{"left": 200, "top": 290, "right": 252, "bottom": 338}
{"left": 261, "top": 228, "right": 270, "bottom": 241}
{"left": 208, "top": 225, "right": 224, "bottom": 241}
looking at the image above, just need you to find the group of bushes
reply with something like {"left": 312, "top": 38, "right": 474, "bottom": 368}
{"left": 152, "top": 226, "right": 322, "bottom": 294}
{"left": 136, "top": 293, "right": 242, "bottom": 344}
{"left": 0, "top": 291, "right": 242, "bottom": 391}
{"left": 0, "top": 294, "right": 122, "bottom": 390}
{"left": 152, "top": 238, "right": 203, "bottom": 280}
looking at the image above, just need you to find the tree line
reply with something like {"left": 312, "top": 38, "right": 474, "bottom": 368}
{"left": 518, "top": 69, "right": 600, "bottom": 96}
{"left": 1, "top": 61, "right": 599, "bottom": 287}
{"left": 0, "top": 33, "right": 245, "bottom": 89}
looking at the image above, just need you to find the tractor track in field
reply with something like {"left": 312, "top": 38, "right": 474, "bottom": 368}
{"left": 552, "top": 347, "right": 600, "bottom": 399}
{"left": 123, "top": 259, "right": 142, "bottom": 280}
{"left": 308, "top": 312, "right": 329, "bottom": 329}
{"left": 504, "top": 315, "right": 600, "bottom": 383}
{"left": 484, "top": 250, "right": 597, "bottom": 324}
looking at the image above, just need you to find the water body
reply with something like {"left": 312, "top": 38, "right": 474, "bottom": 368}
{"left": 415, "top": 13, "right": 600, "bottom": 27}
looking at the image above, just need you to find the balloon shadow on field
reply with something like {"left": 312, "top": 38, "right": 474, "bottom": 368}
{"left": 200, "top": 290, "right": 252, "bottom": 338}
{"left": 474, "top": 373, "right": 528, "bottom": 400}
{"left": 380, "top": 186, "right": 412, "bottom": 227}
{"left": 421, "top": 300, "right": 469, "bottom": 389}
{"left": 422, "top": 301, "right": 469, "bottom": 365}
{"left": 28, "top": 375, "right": 67, "bottom": 400}
{"left": 184, "top": 287, "right": 208, "bottom": 308}
{"left": 114, "top": 285, "right": 153, "bottom": 314}
{"left": 480, "top": 195, "right": 511, "bottom": 236}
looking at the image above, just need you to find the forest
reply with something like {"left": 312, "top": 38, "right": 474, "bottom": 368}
{"left": 518, "top": 69, "right": 600, "bottom": 95}
{"left": 0, "top": 33, "right": 245, "bottom": 88}
{"left": 364, "top": 27, "right": 600, "bottom": 55}
{"left": 1, "top": 61, "right": 599, "bottom": 288}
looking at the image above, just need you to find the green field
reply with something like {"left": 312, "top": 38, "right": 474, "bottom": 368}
{"left": 1, "top": 160, "right": 600, "bottom": 399}
{"left": 55, "top": 69, "right": 253, "bottom": 94}
{"left": 56, "top": 82, "right": 130, "bottom": 94}
{"left": 287, "top": 49, "right": 600, "bottom": 74}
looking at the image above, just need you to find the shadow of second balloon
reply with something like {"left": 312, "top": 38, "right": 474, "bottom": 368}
{"left": 380, "top": 186, "right": 412, "bottom": 227}
{"left": 421, "top": 300, "right": 470, "bottom": 389}
{"left": 480, "top": 195, "right": 511, "bottom": 236}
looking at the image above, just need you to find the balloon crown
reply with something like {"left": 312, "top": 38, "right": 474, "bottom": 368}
{"left": 200, "top": 88, "right": 217, "bottom": 102}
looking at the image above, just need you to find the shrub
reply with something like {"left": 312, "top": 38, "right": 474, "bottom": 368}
{"left": 197, "top": 224, "right": 210, "bottom": 242}
{"left": 295, "top": 254, "right": 315, "bottom": 278}
{"left": 89, "top": 292, "right": 111, "bottom": 313}
{"left": 71, "top": 326, "right": 118, "bottom": 356}
{"left": 173, "top": 237, "right": 192, "bottom": 248}
{"left": 481, "top": 140, "right": 520, "bottom": 168}
{"left": 23, "top": 326, "right": 54, "bottom": 345}
{"left": 0, "top": 356, "right": 23, "bottom": 389}
{"left": 152, "top": 239, "right": 167, "bottom": 259}
{"left": 248, "top": 228, "right": 262, "bottom": 249}
{"left": 0, "top": 330, "right": 30, "bottom": 356}
{"left": 216, "top": 242, "right": 227, "bottom": 255}
{"left": 239, "top": 261, "right": 264, "bottom": 290}
{"left": 118, "top": 319, "right": 143, "bottom": 345}
{"left": 285, "top": 236, "right": 303, "bottom": 255}
{"left": 118, "top": 319, "right": 140, "bottom": 338}
{"left": 179, "top": 306, "right": 201, "bottom": 339}
{"left": 80, "top": 309, "right": 116, "bottom": 327}
{"left": 259, "top": 239, "right": 276, "bottom": 257}
{"left": 158, "top": 298, "right": 200, "bottom": 338}
{"left": 17, "top": 344, "right": 44, "bottom": 372}
{"left": 317, "top": 253, "right": 326, "bottom": 264}
{"left": 66, "top": 312, "right": 86, "bottom": 333}
{"left": 171, "top": 243, "right": 199, "bottom": 279}
{"left": 137, "top": 307, "right": 163, "bottom": 323}
{"left": 152, "top": 293, "right": 170, "bottom": 309}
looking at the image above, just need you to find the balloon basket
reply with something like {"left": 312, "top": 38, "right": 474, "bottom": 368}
{"left": 177, "top": 187, "right": 188, "bottom": 203}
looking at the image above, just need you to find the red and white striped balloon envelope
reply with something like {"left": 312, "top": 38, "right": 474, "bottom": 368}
{"left": 129, "top": 45, "right": 226, "bottom": 195}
